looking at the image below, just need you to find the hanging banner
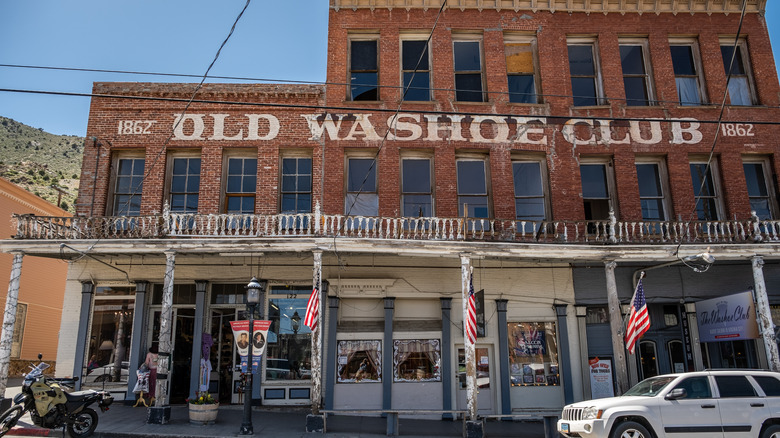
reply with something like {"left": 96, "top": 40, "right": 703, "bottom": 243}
{"left": 229, "top": 320, "right": 271, "bottom": 373}
{"left": 589, "top": 357, "right": 614, "bottom": 399}
{"left": 696, "top": 291, "right": 759, "bottom": 343}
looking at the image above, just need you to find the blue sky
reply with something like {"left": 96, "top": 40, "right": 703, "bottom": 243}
{"left": 0, "top": 1, "right": 778, "bottom": 137}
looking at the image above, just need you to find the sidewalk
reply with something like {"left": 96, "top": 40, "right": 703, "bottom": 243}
{"left": 6, "top": 402, "right": 549, "bottom": 438}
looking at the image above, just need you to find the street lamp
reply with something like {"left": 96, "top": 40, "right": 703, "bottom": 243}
{"left": 291, "top": 310, "right": 301, "bottom": 335}
{"left": 240, "top": 277, "right": 266, "bottom": 435}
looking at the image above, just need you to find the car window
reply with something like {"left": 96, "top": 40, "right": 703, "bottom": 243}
{"left": 754, "top": 375, "right": 780, "bottom": 396}
{"left": 715, "top": 375, "right": 757, "bottom": 398}
{"left": 624, "top": 375, "right": 677, "bottom": 396}
{"left": 673, "top": 376, "right": 711, "bottom": 399}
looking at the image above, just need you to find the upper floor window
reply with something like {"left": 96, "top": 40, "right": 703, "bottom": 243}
{"left": 346, "top": 157, "right": 378, "bottom": 217}
{"left": 619, "top": 39, "right": 654, "bottom": 106}
{"left": 743, "top": 157, "right": 777, "bottom": 220}
{"left": 721, "top": 38, "right": 756, "bottom": 106}
{"left": 635, "top": 158, "right": 670, "bottom": 221}
{"left": 567, "top": 39, "right": 605, "bottom": 106}
{"left": 224, "top": 156, "right": 256, "bottom": 214}
{"left": 580, "top": 159, "right": 615, "bottom": 221}
{"left": 401, "top": 38, "right": 431, "bottom": 101}
{"left": 512, "top": 159, "right": 547, "bottom": 223}
{"left": 111, "top": 156, "right": 145, "bottom": 216}
{"left": 505, "top": 35, "right": 539, "bottom": 104}
{"left": 453, "top": 38, "right": 485, "bottom": 102}
{"left": 670, "top": 40, "right": 707, "bottom": 106}
{"left": 168, "top": 156, "right": 200, "bottom": 213}
{"left": 690, "top": 160, "right": 722, "bottom": 221}
{"left": 457, "top": 157, "right": 489, "bottom": 219}
{"left": 401, "top": 157, "right": 432, "bottom": 217}
{"left": 350, "top": 38, "right": 379, "bottom": 101}
{"left": 280, "top": 157, "right": 312, "bottom": 214}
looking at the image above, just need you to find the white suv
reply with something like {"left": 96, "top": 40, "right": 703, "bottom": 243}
{"left": 558, "top": 370, "right": 780, "bottom": 438}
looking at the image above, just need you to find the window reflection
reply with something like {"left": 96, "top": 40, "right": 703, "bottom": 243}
{"left": 85, "top": 288, "right": 135, "bottom": 390}
{"left": 266, "top": 287, "right": 312, "bottom": 381}
{"left": 393, "top": 339, "right": 441, "bottom": 382}
{"left": 338, "top": 340, "right": 381, "bottom": 383}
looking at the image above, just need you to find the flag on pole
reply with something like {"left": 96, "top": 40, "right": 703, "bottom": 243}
{"left": 465, "top": 272, "right": 477, "bottom": 345}
{"left": 304, "top": 274, "right": 320, "bottom": 331}
{"left": 625, "top": 278, "right": 650, "bottom": 354}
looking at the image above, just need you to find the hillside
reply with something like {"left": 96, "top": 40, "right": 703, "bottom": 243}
{"left": 0, "top": 117, "right": 83, "bottom": 213}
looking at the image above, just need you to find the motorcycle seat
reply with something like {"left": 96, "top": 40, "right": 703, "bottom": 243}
{"left": 64, "top": 390, "right": 99, "bottom": 402}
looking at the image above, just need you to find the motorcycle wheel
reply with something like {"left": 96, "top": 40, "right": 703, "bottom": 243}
{"left": 0, "top": 405, "right": 23, "bottom": 437}
{"left": 67, "top": 408, "right": 98, "bottom": 438}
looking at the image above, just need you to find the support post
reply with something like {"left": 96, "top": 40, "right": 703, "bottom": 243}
{"left": 555, "top": 305, "right": 574, "bottom": 405}
{"left": 125, "top": 281, "right": 148, "bottom": 404}
{"left": 0, "top": 252, "right": 23, "bottom": 409}
{"left": 752, "top": 256, "right": 780, "bottom": 371}
{"left": 605, "top": 261, "right": 630, "bottom": 395}
{"left": 495, "top": 299, "right": 511, "bottom": 416}
{"left": 148, "top": 250, "right": 175, "bottom": 424}
{"left": 325, "top": 296, "right": 339, "bottom": 410}
{"left": 461, "top": 254, "right": 482, "bottom": 438}
{"left": 73, "top": 281, "right": 94, "bottom": 391}
{"left": 189, "top": 280, "right": 207, "bottom": 400}
{"left": 306, "top": 251, "right": 325, "bottom": 433}
{"left": 383, "top": 297, "right": 395, "bottom": 412}
{"left": 441, "top": 298, "right": 453, "bottom": 418}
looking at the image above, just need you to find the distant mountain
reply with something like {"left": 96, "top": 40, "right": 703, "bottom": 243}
{"left": 0, "top": 117, "right": 82, "bottom": 213}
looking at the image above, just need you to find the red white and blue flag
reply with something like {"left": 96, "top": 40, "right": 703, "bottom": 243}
{"left": 304, "top": 274, "right": 320, "bottom": 331}
{"left": 625, "top": 278, "right": 650, "bottom": 354}
{"left": 465, "top": 273, "right": 477, "bottom": 345}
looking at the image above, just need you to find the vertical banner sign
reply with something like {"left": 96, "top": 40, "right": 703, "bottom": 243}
{"left": 230, "top": 320, "right": 271, "bottom": 373}
{"left": 696, "top": 291, "right": 760, "bottom": 343}
{"left": 475, "top": 289, "right": 486, "bottom": 338}
{"left": 680, "top": 308, "right": 694, "bottom": 372}
{"left": 588, "top": 357, "right": 615, "bottom": 399}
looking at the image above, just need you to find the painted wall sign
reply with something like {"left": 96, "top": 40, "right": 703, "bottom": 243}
{"left": 116, "top": 113, "right": 728, "bottom": 147}
{"left": 696, "top": 291, "right": 759, "bottom": 343}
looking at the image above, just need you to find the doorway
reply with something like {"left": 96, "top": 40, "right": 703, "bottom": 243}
{"left": 456, "top": 346, "right": 494, "bottom": 414}
{"left": 149, "top": 307, "right": 195, "bottom": 404}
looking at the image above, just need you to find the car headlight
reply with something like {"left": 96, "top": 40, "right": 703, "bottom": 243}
{"left": 582, "top": 407, "right": 603, "bottom": 420}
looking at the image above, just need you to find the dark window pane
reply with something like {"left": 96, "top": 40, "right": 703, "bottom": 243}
{"left": 243, "top": 158, "right": 257, "bottom": 175}
{"left": 297, "top": 194, "right": 311, "bottom": 213}
{"left": 513, "top": 162, "right": 543, "bottom": 197}
{"left": 750, "top": 199, "right": 771, "bottom": 220}
{"left": 403, "top": 72, "right": 430, "bottom": 101}
{"left": 624, "top": 77, "right": 649, "bottom": 106}
{"left": 118, "top": 159, "right": 134, "bottom": 175}
{"left": 227, "top": 197, "right": 241, "bottom": 212}
{"left": 351, "top": 73, "right": 378, "bottom": 101}
{"left": 641, "top": 199, "right": 665, "bottom": 221}
{"left": 403, "top": 195, "right": 432, "bottom": 217}
{"left": 170, "top": 194, "right": 185, "bottom": 211}
{"left": 171, "top": 175, "right": 185, "bottom": 193}
{"left": 348, "top": 159, "right": 377, "bottom": 192}
{"left": 298, "top": 175, "right": 312, "bottom": 192}
{"left": 130, "top": 176, "right": 144, "bottom": 192}
{"left": 189, "top": 159, "right": 200, "bottom": 175}
{"left": 172, "top": 158, "right": 187, "bottom": 174}
{"left": 721, "top": 46, "right": 746, "bottom": 75}
{"left": 116, "top": 176, "right": 131, "bottom": 193}
{"left": 508, "top": 75, "right": 536, "bottom": 104}
{"left": 459, "top": 195, "right": 489, "bottom": 218}
{"left": 227, "top": 176, "right": 240, "bottom": 193}
{"left": 228, "top": 158, "right": 242, "bottom": 174}
{"left": 754, "top": 376, "right": 780, "bottom": 396}
{"left": 403, "top": 40, "right": 429, "bottom": 70}
{"left": 187, "top": 195, "right": 198, "bottom": 212}
{"left": 454, "top": 41, "right": 481, "bottom": 71}
{"left": 351, "top": 41, "right": 377, "bottom": 70}
{"left": 571, "top": 77, "right": 597, "bottom": 106}
{"left": 282, "top": 176, "right": 296, "bottom": 191}
{"left": 690, "top": 164, "right": 715, "bottom": 197}
{"left": 715, "top": 375, "right": 756, "bottom": 398}
{"left": 455, "top": 74, "right": 483, "bottom": 102}
{"left": 241, "top": 197, "right": 255, "bottom": 213}
{"left": 402, "top": 159, "right": 431, "bottom": 193}
{"left": 132, "top": 160, "right": 145, "bottom": 175}
{"left": 671, "top": 46, "right": 696, "bottom": 75}
{"left": 580, "top": 165, "right": 608, "bottom": 198}
{"left": 281, "top": 194, "right": 296, "bottom": 212}
{"left": 620, "top": 45, "right": 645, "bottom": 75}
{"left": 187, "top": 176, "right": 199, "bottom": 192}
{"left": 515, "top": 198, "right": 545, "bottom": 220}
{"left": 636, "top": 164, "right": 662, "bottom": 197}
{"left": 744, "top": 163, "right": 768, "bottom": 197}
{"left": 457, "top": 161, "right": 487, "bottom": 195}
{"left": 695, "top": 198, "right": 719, "bottom": 221}
{"left": 282, "top": 158, "right": 296, "bottom": 174}
{"left": 568, "top": 45, "right": 595, "bottom": 76}
{"left": 299, "top": 158, "right": 312, "bottom": 174}
{"left": 242, "top": 175, "right": 256, "bottom": 193}
{"left": 677, "top": 77, "right": 701, "bottom": 106}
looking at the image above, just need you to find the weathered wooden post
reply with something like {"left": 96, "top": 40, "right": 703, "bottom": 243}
{"left": 752, "top": 256, "right": 780, "bottom": 371}
{"left": 148, "top": 250, "right": 175, "bottom": 424}
{"left": 605, "top": 260, "right": 630, "bottom": 394}
{"left": 306, "top": 250, "right": 325, "bottom": 432}
{"left": 0, "top": 251, "right": 23, "bottom": 411}
{"left": 461, "top": 254, "right": 483, "bottom": 438}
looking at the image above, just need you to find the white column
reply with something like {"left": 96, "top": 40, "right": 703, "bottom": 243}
{"left": 155, "top": 250, "right": 176, "bottom": 407}
{"left": 460, "top": 254, "right": 477, "bottom": 421}
{"left": 311, "top": 250, "right": 323, "bottom": 414}
{"left": 0, "top": 252, "right": 23, "bottom": 399}
{"left": 605, "top": 261, "right": 630, "bottom": 395}
{"left": 752, "top": 256, "right": 780, "bottom": 371}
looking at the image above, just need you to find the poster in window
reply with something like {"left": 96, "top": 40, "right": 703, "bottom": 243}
{"left": 589, "top": 357, "right": 615, "bottom": 399}
{"left": 512, "top": 324, "right": 546, "bottom": 356}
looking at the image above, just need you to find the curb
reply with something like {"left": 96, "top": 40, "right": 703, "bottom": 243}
{"left": 6, "top": 427, "right": 50, "bottom": 437}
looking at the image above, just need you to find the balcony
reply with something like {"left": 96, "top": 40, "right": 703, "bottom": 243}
{"left": 12, "top": 204, "right": 780, "bottom": 245}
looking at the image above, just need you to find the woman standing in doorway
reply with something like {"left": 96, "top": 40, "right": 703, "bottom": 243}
{"left": 145, "top": 346, "right": 159, "bottom": 401}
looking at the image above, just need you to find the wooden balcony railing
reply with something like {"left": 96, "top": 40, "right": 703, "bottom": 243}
{"left": 12, "top": 204, "right": 780, "bottom": 245}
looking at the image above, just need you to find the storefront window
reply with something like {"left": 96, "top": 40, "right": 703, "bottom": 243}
{"left": 266, "top": 286, "right": 312, "bottom": 381}
{"left": 508, "top": 322, "right": 559, "bottom": 386}
{"left": 211, "top": 284, "right": 248, "bottom": 305}
{"left": 640, "top": 340, "right": 659, "bottom": 378}
{"left": 84, "top": 286, "right": 135, "bottom": 390}
{"left": 151, "top": 283, "right": 196, "bottom": 305}
{"left": 393, "top": 339, "right": 441, "bottom": 382}
{"left": 337, "top": 340, "right": 381, "bottom": 383}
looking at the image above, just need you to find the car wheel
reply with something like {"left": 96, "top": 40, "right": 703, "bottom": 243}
{"left": 610, "top": 421, "right": 652, "bottom": 438}
{"left": 762, "top": 424, "right": 780, "bottom": 438}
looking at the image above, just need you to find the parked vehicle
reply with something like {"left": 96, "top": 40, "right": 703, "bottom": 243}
{"left": 558, "top": 370, "right": 780, "bottom": 438}
{"left": 83, "top": 361, "right": 129, "bottom": 384}
{"left": 0, "top": 355, "right": 113, "bottom": 437}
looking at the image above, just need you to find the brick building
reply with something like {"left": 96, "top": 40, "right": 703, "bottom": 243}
{"left": 2, "top": 0, "right": 780, "bottom": 427}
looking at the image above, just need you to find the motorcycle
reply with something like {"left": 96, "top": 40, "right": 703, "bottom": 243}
{"left": 0, "top": 355, "right": 113, "bottom": 437}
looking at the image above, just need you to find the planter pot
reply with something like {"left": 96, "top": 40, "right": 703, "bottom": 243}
{"left": 188, "top": 403, "right": 219, "bottom": 425}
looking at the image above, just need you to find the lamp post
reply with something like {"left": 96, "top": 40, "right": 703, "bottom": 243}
{"left": 291, "top": 311, "right": 301, "bottom": 335}
{"left": 240, "top": 277, "right": 265, "bottom": 435}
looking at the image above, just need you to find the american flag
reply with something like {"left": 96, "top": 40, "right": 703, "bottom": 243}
{"left": 625, "top": 278, "right": 650, "bottom": 354}
{"left": 304, "top": 274, "right": 320, "bottom": 331}
{"left": 465, "top": 273, "right": 477, "bottom": 345}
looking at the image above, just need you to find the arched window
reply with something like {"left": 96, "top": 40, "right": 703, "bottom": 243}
{"left": 639, "top": 340, "right": 658, "bottom": 379}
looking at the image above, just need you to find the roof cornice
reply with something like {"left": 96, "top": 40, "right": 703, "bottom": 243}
{"left": 330, "top": 0, "right": 766, "bottom": 15}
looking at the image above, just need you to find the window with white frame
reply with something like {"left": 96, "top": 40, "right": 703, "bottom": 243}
{"left": 742, "top": 156, "right": 777, "bottom": 220}
{"left": 453, "top": 36, "right": 485, "bottom": 102}
{"left": 721, "top": 38, "right": 757, "bottom": 106}
{"left": 689, "top": 160, "right": 723, "bottom": 221}
{"left": 580, "top": 159, "right": 616, "bottom": 221}
{"left": 635, "top": 158, "right": 671, "bottom": 222}
{"left": 401, "top": 38, "right": 431, "bottom": 101}
{"left": 224, "top": 155, "right": 257, "bottom": 214}
{"left": 512, "top": 158, "right": 547, "bottom": 223}
{"left": 670, "top": 39, "right": 707, "bottom": 106}
{"left": 401, "top": 156, "right": 433, "bottom": 217}
{"left": 457, "top": 157, "right": 490, "bottom": 219}
{"left": 505, "top": 34, "right": 540, "bottom": 104}
{"left": 567, "top": 38, "right": 605, "bottom": 106}
{"left": 110, "top": 154, "right": 145, "bottom": 216}
{"left": 280, "top": 156, "right": 312, "bottom": 214}
{"left": 167, "top": 155, "right": 200, "bottom": 213}
{"left": 619, "top": 39, "right": 654, "bottom": 106}
{"left": 350, "top": 37, "right": 379, "bottom": 101}
{"left": 345, "top": 156, "right": 378, "bottom": 217}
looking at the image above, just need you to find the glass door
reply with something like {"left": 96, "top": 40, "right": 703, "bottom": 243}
{"left": 456, "top": 345, "right": 494, "bottom": 414}
{"left": 148, "top": 307, "right": 195, "bottom": 404}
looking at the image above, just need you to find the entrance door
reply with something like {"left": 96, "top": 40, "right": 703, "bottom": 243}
{"left": 457, "top": 346, "right": 493, "bottom": 414}
{"left": 149, "top": 308, "right": 195, "bottom": 404}
{"left": 210, "top": 308, "right": 238, "bottom": 404}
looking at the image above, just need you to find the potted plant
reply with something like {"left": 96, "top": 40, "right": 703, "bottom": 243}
{"left": 186, "top": 391, "right": 219, "bottom": 425}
